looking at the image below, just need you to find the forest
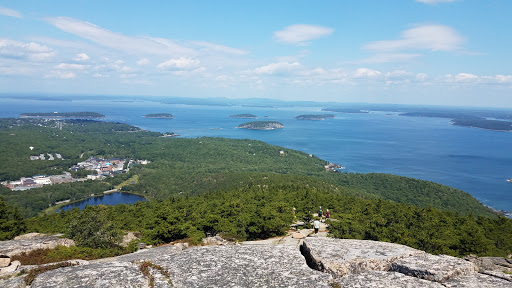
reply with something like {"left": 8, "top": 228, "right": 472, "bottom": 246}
{"left": 0, "top": 118, "right": 511, "bottom": 259}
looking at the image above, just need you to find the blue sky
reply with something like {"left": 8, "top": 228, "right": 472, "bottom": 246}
{"left": 1, "top": 0, "right": 511, "bottom": 107}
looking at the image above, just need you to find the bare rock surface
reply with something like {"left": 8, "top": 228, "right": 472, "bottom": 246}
{"left": 444, "top": 272, "right": 512, "bottom": 287}
{"left": 334, "top": 271, "right": 445, "bottom": 288}
{"left": 30, "top": 262, "right": 147, "bottom": 288}
{"left": 0, "top": 233, "right": 75, "bottom": 257}
{"left": 301, "top": 238, "right": 425, "bottom": 276}
{"left": 151, "top": 244, "right": 332, "bottom": 288}
{"left": 390, "top": 254, "right": 477, "bottom": 282}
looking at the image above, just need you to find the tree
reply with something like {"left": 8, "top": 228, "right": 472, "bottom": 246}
{"left": 0, "top": 197, "right": 25, "bottom": 240}
{"left": 66, "top": 208, "right": 122, "bottom": 249}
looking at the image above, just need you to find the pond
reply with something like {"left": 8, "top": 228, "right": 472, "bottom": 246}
{"left": 57, "top": 192, "right": 146, "bottom": 212}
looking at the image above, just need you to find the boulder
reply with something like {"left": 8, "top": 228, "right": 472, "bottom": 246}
{"left": 0, "top": 260, "right": 20, "bottom": 275}
{"left": 334, "top": 271, "right": 445, "bottom": 288}
{"left": 390, "top": 254, "right": 477, "bottom": 282}
{"left": 300, "top": 238, "right": 425, "bottom": 276}
{"left": 292, "top": 232, "right": 307, "bottom": 239}
{"left": 443, "top": 272, "right": 512, "bottom": 288}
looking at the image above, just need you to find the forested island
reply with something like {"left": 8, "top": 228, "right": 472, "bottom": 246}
{"left": 237, "top": 121, "right": 284, "bottom": 130}
{"left": 295, "top": 114, "right": 335, "bottom": 120}
{"left": 229, "top": 113, "right": 257, "bottom": 119}
{"left": 0, "top": 118, "right": 511, "bottom": 263}
{"left": 322, "top": 108, "right": 368, "bottom": 113}
{"left": 401, "top": 112, "right": 512, "bottom": 131}
{"left": 20, "top": 112, "right": 105, "bottom": 118}
{"left": 143, "top": 113, "right": 174, "bottom": 119}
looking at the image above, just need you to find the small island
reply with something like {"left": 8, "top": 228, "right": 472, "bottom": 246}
{"left": 322, "top": 108, "right": 369, "bottom": 114}
{"left": 295, "top": 114, "right": 335, "bottom": 120}
{"left": 237, "top": 121, "right": 284, "bottom": 130}
{"left": 230, "top": 114, "right": 257, "bottom": 119}
{"left": 161, "top": 131, "right": 180, "bottom": 137}
{"left": 20, "top": 112, "right": 105, "bottom": 118}
{"left": 144, "top": 113, "right": 174, "bottom": 119}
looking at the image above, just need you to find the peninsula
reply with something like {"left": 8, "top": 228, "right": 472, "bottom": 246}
{"left": 322, "top": 108, "right": 369, "bottom": 114}
{"left": 20, "top": 112, "right": 105, "bottom": 118}
{"left": 295, "top": 114, "right": 335, "bottom": 120}
{"left": 143, "top": 113, "right": 174, "bottom": 119}
{"left": 237, "top": 121, "right": 284, "bottom": 130}
{"left": 229, "top": 113, "right": 257, "bottom": 119}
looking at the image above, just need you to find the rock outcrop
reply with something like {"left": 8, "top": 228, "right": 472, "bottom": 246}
{"left": 1, "top": 236, "right": 511, "bottom": 287}
{"left": 0, "top": 233, "right": 75, "bottom": 257}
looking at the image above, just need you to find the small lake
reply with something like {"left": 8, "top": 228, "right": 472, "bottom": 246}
{"left": 58, "top": 193, "right": 146, "bottom": 212}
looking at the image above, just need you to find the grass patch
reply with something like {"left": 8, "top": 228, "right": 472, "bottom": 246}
{"left": 115, "top": 174, "right": 139, "bottom": 190}
{"left": 24, "top": 262, "right": 77, "bottom": 285}
{"left": 139, "top": 260, "right": 173, "bottom": 288}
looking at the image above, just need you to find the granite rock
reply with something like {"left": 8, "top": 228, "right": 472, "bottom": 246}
{"left": 444, "top": 272, "right": 512, "bottom": 287}
{"left": 0, "top": 255, "right": 10, "bottom": 268}
{"left": 334, "top": 271, "right": 445, "bottom": 288}
{"left": 390, "top": 254, "right": 477, "bottom": 282}
{"left": 0, "top": 233, "right": 75, "bottom": 257}
{"left": 300, "top": 238, "right": 425, "bottom": 276}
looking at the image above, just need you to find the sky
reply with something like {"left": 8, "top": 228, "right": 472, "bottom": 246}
{"left": 1, "top": 0, "right": 512, "bottom": 107}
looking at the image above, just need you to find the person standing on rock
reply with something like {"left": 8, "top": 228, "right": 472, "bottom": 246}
{"left": 318, "top": 206, "right": 323, "bottom": 218}
{"left": 326, "top": 209, "right": 330, "bottom": 218}
{"left": 313, "top": 219, "right": 320, "bottom": 234}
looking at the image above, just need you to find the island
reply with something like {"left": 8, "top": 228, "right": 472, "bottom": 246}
{"left": 162, "top": 131, "right": 180, "bottom": 137}
{"left": 230, "top": 114, "right": 257, "bottom": 119}
{"left": 295, "top": 114, "right": 335, "bottom": 120}
{"left": 143, "top": 113, "right": 174, "bottom": 119}
{"left": 237, "top": 121, "right": 284, "bottom": 130}
{"left": 322, "top": 108, "right": 369, "bottom": 114}
{"left": 451, "top": 118, "right": 512, "bottom": 131}
{"left": 20, "top": 112, "right": 105, "bottom": 118}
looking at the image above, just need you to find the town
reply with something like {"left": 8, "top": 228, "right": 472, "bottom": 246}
{"left": 1, "top": 156, "right": 149, "bottom": 191}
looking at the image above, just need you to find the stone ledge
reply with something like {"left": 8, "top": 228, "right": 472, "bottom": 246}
{"left": 390, "top": 254, "right": 477, "bottom": 282}
{"left": 334, "top": 271, "right": 445, "bottom": 288}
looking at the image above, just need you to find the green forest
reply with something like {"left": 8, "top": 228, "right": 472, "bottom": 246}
{"left": 0, "top": 118, "right": 511, "bottom": 259}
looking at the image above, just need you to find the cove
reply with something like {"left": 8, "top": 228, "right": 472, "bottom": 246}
{"left": 58, "top": 192, "right": 146, "bottom": 212}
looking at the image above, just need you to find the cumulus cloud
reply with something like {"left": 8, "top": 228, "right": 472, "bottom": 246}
{"left": 455, "top": 73, "right": 478, "bottom": 81}
{"left": 253, "top": 62, "right": 302, "bottom": 75}
{"left": 353, "top": 68, "right": 382, "bottom": 78}
{"left": 416, "top": 0, "right": 456, "bottom": 4}
{"left": 0, "top": 38, "right": 54, "bottom": 61}
{"left": 364, "top": 25, "right": 465, "bottom": 52}
{"left": 0, "top": 7, "right": 22, "bottom": 18}
{"left": 73, "top": 53, "right": 89, "bottom": 61}
{"left": 157, "top": 57, "right": 201, "bottom": 70}
{"left": 274, "top": 24, "right": 333, "bottom": 45}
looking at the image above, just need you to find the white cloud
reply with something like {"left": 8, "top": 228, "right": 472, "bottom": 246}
{"left": 274, "top": 24, "right": 333, "bottom": 45}
{"left": 364, "top": 25, "right": 464, "bottom": 52}
{"left": 157, "top": 57, "right": 201, "bottom": 70}
{"left": 253, "top": 62, "right": 302, "bottom": 75}
{"left": 455, "top": 73, "right": 478, "bottom": 81}
{"left": 45, "top": 71, "right": 76, "bottom": 79}
{"left": 137, "top": 58, "right": 150, "bottom": 66}
{"left": 0, "top": 38, "right": 54, "bottom": 61}
{"left": 0, "top": 7, "right": 22, "bottom": 18}
{"left": 360, "top": 53, "right": 421, "bottom": 63}
{"left": 192, "top": 41, "right": 248, "bottom": 55}
{"left": 495, "top": 75, "right": 512, "bottom": 83}
{"left": 45, "top": 17, "right": 195, "bottom": 56}
{"left": 353, "top": 68, "right": 382, "bottom": 78}
{"left": 416, "top": 0, "right": 456, "bottom": 4}
{"left": 73, "top": 53, "right": 89, "bottom": 61}
{"left": 56, "top": 63, "right": 88, "bottom": 70}
{"left": 416, "top": 73, "right": 428, "bottom": 81}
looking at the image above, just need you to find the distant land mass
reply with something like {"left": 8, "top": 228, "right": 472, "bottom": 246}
{"left": 452, "top": 118, "right": 512, "bottom": 131}
{"left": 322, "top": 108, "right": 369, "bottom": 113}
{"left": 20, "top": 112, "right": 105, "bottom": 118}
{"left": 237, "top": 121, "right": 284, "bottom": 130}
{"left": 295, "top": 114, "right": 335, "bottom": 120}
{"left": 144, "top": 113, "right": 174, "bottom": 119}
{"left": 400, "top": 112, "right": 481, "bottom": 120}
{"left": 230, "top": 114, "right": 257, "bottom": 119}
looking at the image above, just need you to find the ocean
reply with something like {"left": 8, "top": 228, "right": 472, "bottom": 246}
{"left": 1, "top": 97, "right": 511, "bottom": 213}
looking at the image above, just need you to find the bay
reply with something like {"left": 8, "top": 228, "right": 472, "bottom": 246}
{"left": 1, "top": 97, "right": 511, "bottom": 212}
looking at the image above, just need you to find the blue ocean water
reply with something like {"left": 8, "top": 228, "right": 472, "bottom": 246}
{"left": 1, "top": 97, "right": 511, "bottom": 212}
